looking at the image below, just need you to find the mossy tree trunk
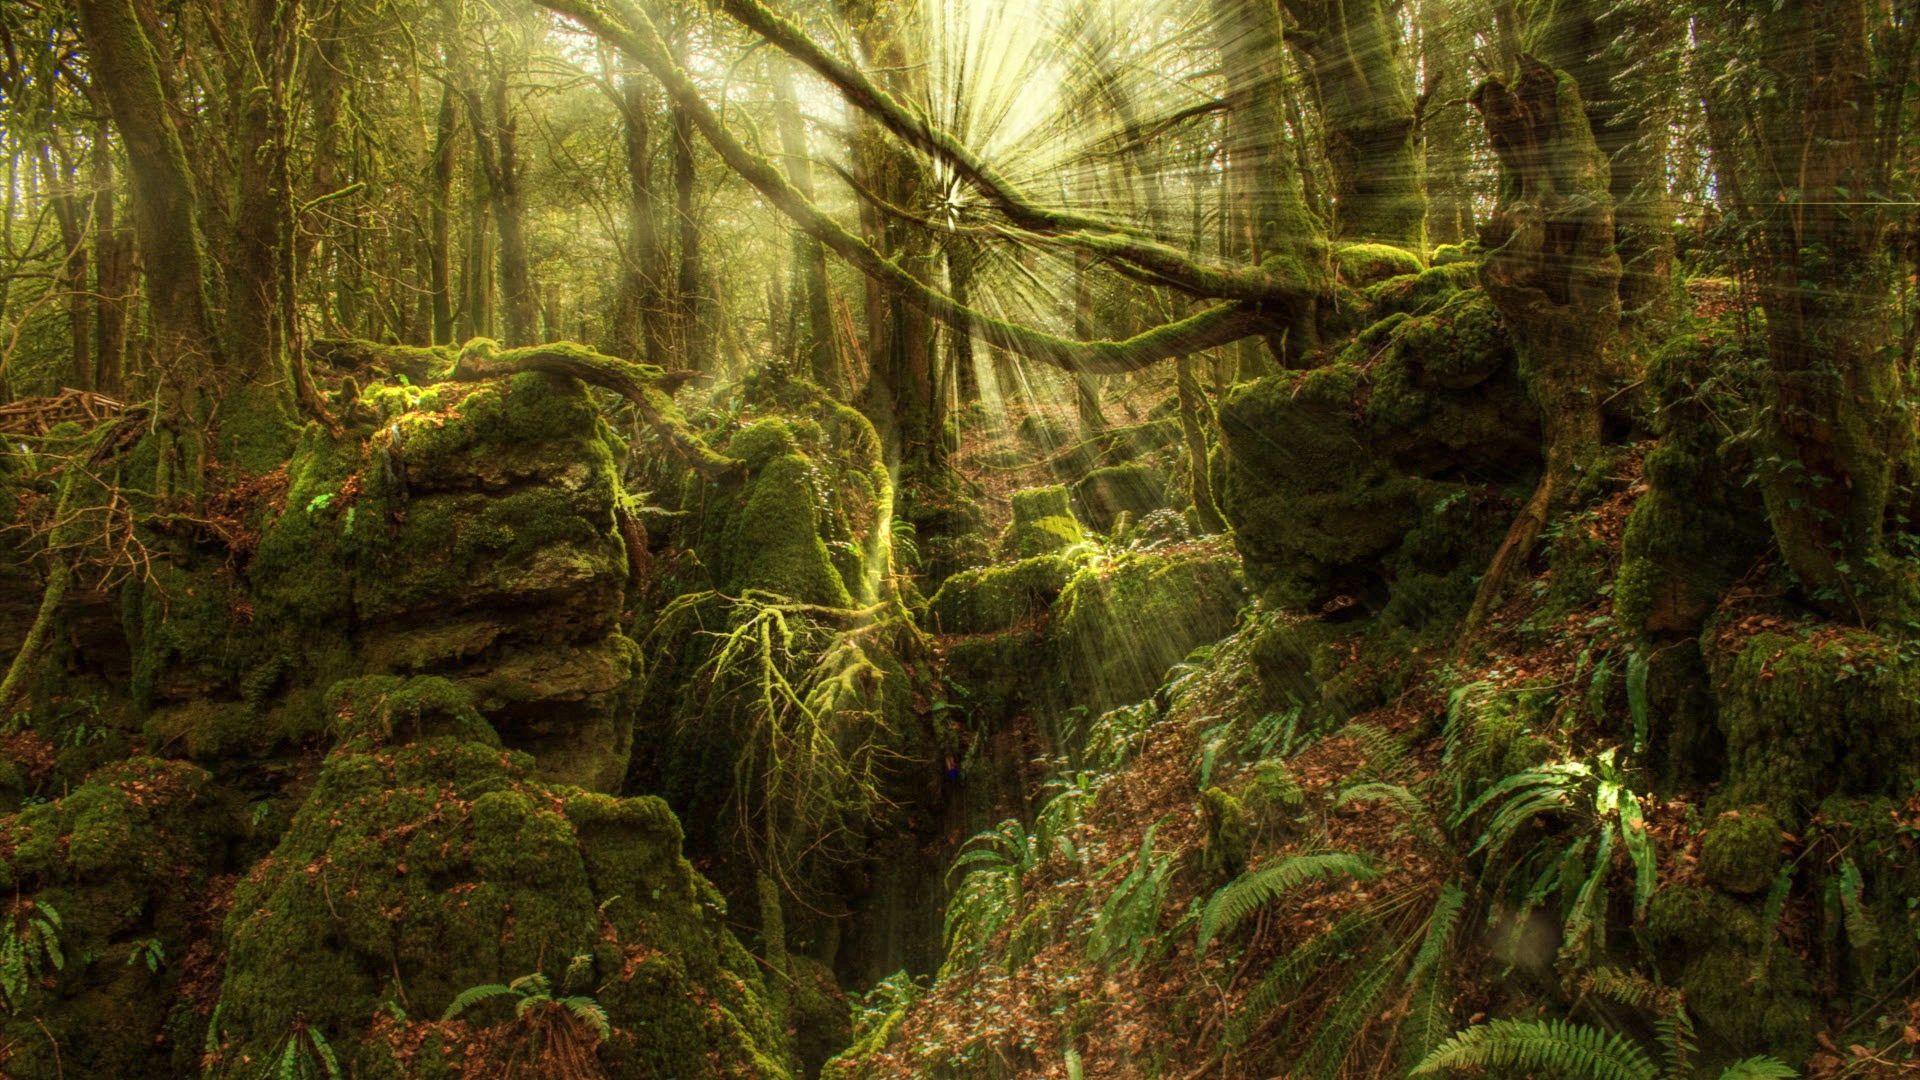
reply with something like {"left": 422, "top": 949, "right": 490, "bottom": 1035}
{"left": 1462, "top": 57, "right": 1625, "bottom": 635}
{"left": 609, "top": 70, "right": 669, "bottom": 367}
{"left": 1729, "top": 0, "right": 1914, "bottom": 623}
{"left": 1417, "top": 0, "right": 1474, "bottom": 245}
{"left": 839, "top": 0, "right": 944, "bottom": 475}
{"left": 75, "top": 0, "right": 226, "bottom": 485}
{"left": 1282, "top": 0, "right": 1425, "bottom": 247}
{"left": 670, "top": 13, "right": 709, "bottom": 368}
{"left": 1215, "top": 0, "right": 1327, "bottom": 364}
{"left": 90, "top": 130, "right": 131, "bottom": 394}
{"left": 1536, "top": 0, "right": 1676, "bottom": 325}
{"left": 427, "top": 77, "right": 460, "bottom": 346}
{"left": 772, "top": 55, "right": 839, "bottom": 389}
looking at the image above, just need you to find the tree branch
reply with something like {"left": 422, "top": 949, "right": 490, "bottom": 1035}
{"left": 707, "top": 0, "right": 1311, "bottom": 305}
{"left": 536, "top": 0, "right": 1276, "bottom": 372}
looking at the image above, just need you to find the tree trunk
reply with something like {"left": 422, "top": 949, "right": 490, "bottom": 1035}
{"left": 1537, "top": 0, "right": 1676, "bottom": 324}
{"left": 1742, "top": 0, "right": 1912, "bottom": 622}
{"left": 482, "top": 59, "right": 539, "bottom": 347}
{"left": 771, "top": 56, "right": 837, "bottom": 388}
{"left": 670, "top": 17, "right": 707, "bottom": 368}
{"left": 37, "top": 139, "right": 92, "bottom": 392}
{"left": 609, "top": 72, "right": 668, "bottom": 366}
{"left": 428, "top": 81, "right": 459, "bottom": 346}
{"left": 1215, "top": 0, "right": 1326, "bottom": 364}
{"left": 1462, "top": 57, "right": 1625, "bottom": 637}
{"left": 91, "top": 132, "right": 131, "bottom": 395}
{"left": 75, "top": 0, "right": 224, "bottom": 485}
{"left": 1283, "top": 0, "right": 1425, "bottom": 247}
{"left": 1418, "top": 0, "right": 1474, "bottom": 245}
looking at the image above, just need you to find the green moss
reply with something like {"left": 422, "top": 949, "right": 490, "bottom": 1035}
{"left": 1364, "top": 262, "right": 1480, "bottom": 317}
{"left": 209, "top": 697, "right": 791, "bottom": 1078}
{"left": 1705, "top": 622, "right": 1920, "bottom": 817}
{"left": 724, "top": 452, "right": 853, "bottom": 606}
{"left": 1200, "top": 786, "right": 1252, "bottom": 882}
{"left": 1431, "top": 241, "right": 1480, "bottom": 266}
{"left": 1699, "top": 809, "right": 1783, "bottom": 896}
{"left": 325, "top": 674, "right": 498, "bottom": 747}
{"left": 927, "top": 554, "right": 1075, "bottom": 635}
{"left": 1072, "top": 464, "right": 1170, "bottom": 534}
{"left": 1216, "top": 367, "right": 1429, "bottom": 607}
{"left": 1335, "top": 242, "right": 1425, "bottom": 287}
{"left": 1645, "top": 884, "right": 1815, "bottom": 1065}
{"left": 0, "top": 759, "right": 224, "bottom": 1079}
{"left": 727, "top": 417, "right": 800, "bottom": 470}
{"left": 1614, "top": 328, "right": 1768, "bottom": 637}
{"left": 1051, "top": 540, "right": 1246, "bottom": 716}
{"left": 1001, "top": 485, "right": 1091, "bottom": 559}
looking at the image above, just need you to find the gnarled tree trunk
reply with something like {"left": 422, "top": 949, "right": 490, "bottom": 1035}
{"left": 1462, "top": 57, "right": 1625, "bottom": 636}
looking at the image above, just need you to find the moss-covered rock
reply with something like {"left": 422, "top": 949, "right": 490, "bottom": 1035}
{"left": 1699, "top": 809, "right": 1783, "bottom": 896}
{"left": 1704, "top": 621, "right": 1920, "bottom": 817}
{"left": 1615, "top": 328, "right": 1767, "bottom": 639}
{"left": 1645, "top": 884, "right": 1815, "bottom": 1065}
{"left": 1364, "top": 262, "right": 1480, "bottom": 317}
{"left": 1000, "top": 485, "right": 1090, "bottom": 559}
{"left": 927, "top": 554, "right": 1075, "bottom": 635}
{"left": 1072, "top": 463, "right": 1170, "bottom": 534}
{"left": 0, "top": 758, "right": 228, "bottom": 1079}
{"left": 1215, "top": 365, "right": 1428, "bottom": 607}
{"left": 209, "top": 679, "right": 791, "bottom": 1078}
{"left": 1051, "top": 540, "right": 1246, "bottom": 716}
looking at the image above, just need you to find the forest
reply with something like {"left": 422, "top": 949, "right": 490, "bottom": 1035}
{"left": 0, "top": 0, "right": 1916, "bottom": 1076}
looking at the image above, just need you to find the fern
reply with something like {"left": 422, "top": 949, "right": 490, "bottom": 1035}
{"left": 1197, "top": 852, "right": 1377, "bottom": 956}
{"left": 443, "top": 982, "right": 518, "bottom": 1021}
{"left": 1295, "top": 947, "right": 1403, "bottom": 1078}
{"left": 1714, "top": 1056, "right": 1797, "bottom": 1080}
{"left": 1412, "top": 1017, "right": 1659, "bottom": 1080}
{"left": 1087, "top": 823, "right": 1173, "bottom": 967}
{"left": 1334, "top": 721, "right": 1416, "bottom": 783}
{"left": 1226, "top": 905, "right": 1395, "bottom": 1046}
{"left": 1337, "top": 782, "right": 1448, "bottom": 850}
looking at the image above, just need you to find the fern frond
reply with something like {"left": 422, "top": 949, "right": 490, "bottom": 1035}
{"left": 1337, "top": 782, "right": 1448, "bottom": 849}
{"left": 1411, "top": 1018, "right": 1658, "bottom": 1080}
{"left": 563, "top": 997, "right": 613, "bottom": 1041}
{"left": 442, "top": 983, "right": 516, "bottom": 1020}
{"left": 1297, "top": 947, "right": 1403, "bottom": 1079}
{"left": 1198, "top": 852, "right": 1377, "bottom": 956}
{"left": 1715, "top": 1056, "right": 1797, "bottom": 1080}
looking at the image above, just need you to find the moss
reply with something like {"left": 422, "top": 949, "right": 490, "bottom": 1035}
{"left": 1806, "top": 795, "right": 1920, "bottom": 996}
{"left": 723, "top": 452, "right": 853, "bottom": 606}
{"left": 325, "top": 674, "right": 498, "bottom": 747}
{"left": 1051, "top": 540, "right": 1246, "bottom": 716}
{"left": 927, "top": 554, "right": 1075, "bottom": 635}
{"left": 1072, "top": 464, "right": 1170, "bottom": 534}
{"left": 1334, "top": 242, "right": 1425, "bottom": 287}
{"left": 0, "top": 758, "right": 224, "bottom": 1079}
{"left": 1705, "top": 622, "right": 1920, "bottom": 817}
{"left": 1215, "top": 366, "right": 1429, "bottom": 607}
{"left": 726, "top": 417, "right": 800, "bottom": 470}
{"left": 1614, "top": 329, "right": 1769, "bottom": 637}
{"left": 1200, "top": 786, "right": 1252, "bottom": 882}
{"left": 1364, "top": 262, "right": 1480, "bottom": 318}
{"left": 1645, "top": 884, "right": 1816, "bottom": 1065}
{"left": 1431, "top": 241, "right": 1480, "bottom": 266}
{"left": 1001, "top": 485, "right": 1090, "bottom": 559}
{"left": 1699, "top": 809, "right": 1783, "bottom": 896}
{"left": 789, "top": 954, "right": 853, "bottom": 1076}
{"left": 209, "top": 690, "right": 791, "bottom": 1078}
